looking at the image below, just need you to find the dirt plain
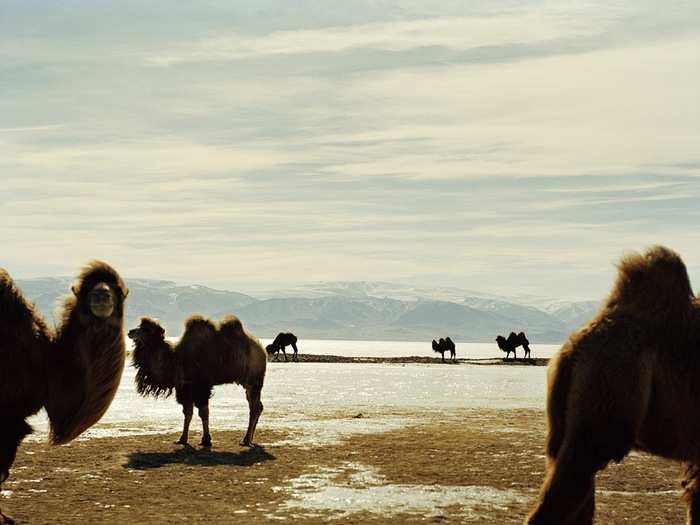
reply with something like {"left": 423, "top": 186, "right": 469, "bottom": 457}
{"left": 1, "top": 405, "right": 686, "bottom": 524}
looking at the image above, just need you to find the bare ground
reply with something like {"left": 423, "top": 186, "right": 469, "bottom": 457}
{"left": 1, "top": 408, "right": 685, "bottom": 524}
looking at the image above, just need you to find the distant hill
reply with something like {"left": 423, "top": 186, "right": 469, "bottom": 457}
{"left": 14, "top": 277, "right": 600, "bottom": 343}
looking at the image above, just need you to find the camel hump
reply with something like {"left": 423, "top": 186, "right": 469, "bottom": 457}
{"left": 184, "top": 316, "right": 216, "bottom": 335}
{"left": 220, "top": 315, "right": 244, "bottom": 337}
{"left": 609, "top": 246, "right": 693, "bottom": 318}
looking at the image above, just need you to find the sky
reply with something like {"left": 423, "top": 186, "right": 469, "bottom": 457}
{"left": 1, "top": 1, "right": 699, "bottom": 300}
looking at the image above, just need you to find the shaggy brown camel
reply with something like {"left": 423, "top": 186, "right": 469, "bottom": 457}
{"left": 0, "top": 262, "right": 128, "bottom": 524}
{"left": 431, "top": 337, "right": 456, "bottom": 362}
{"left": 496, "top": 331, "right": 530, "bottom": 360}
{"left": 527, "top": 246, "right": 700, "bottom": 524}
{"left": 266, "top": 332, "right": 299, "bottom": 362}
{"left": 129, "top": 315, "right": 267, "bottom": 448}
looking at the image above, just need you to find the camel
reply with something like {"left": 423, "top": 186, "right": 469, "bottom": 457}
{"left": 496, "top": 331, "right": 530, "bottom": 360}
{"left": 129, "top": 315, "right": 267, "bottom": 448}
{"left": 527, "top": 246, "right": 700, "bottom": 524}
{"left": 431, "top": 337, "right": 456, "bottom": 362}
{"left": 266, "top": 332, "right": 299, "bottom": 362}
{"left": 0, "top": 261, "right": 128, "bottom": 524}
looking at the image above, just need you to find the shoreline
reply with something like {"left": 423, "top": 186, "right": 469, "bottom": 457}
{"left": 272, "top": 354, "right": 550, "bottom": 366}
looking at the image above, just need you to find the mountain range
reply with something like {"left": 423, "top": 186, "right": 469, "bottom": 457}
{"left": 14, "top": 277, "right": 599, "bottom": 344}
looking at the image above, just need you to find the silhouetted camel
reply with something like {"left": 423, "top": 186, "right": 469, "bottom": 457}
{"left": 495, "top": 331, "right": 530, "bottom": 360}
{"left": 527, "top": 246, "right": 700, "bottom": 524}
{"left": 130, "top": 315, "right": 267, "bottom": 448}
{"left": 431, "top": 337, "right": 456, "bottom": 362}
{"left": 0, "top": 262, "right": 128, "bottom": 524}
{"left": 266, "top": 332, "right": 299, "bottom": 362}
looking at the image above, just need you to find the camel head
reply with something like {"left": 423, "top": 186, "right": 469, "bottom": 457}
{"left": 266, "top": 343, "right": 278, "bottom": 355}
{"left": 69, "top": 260, "right": 128, "bottom": 325}
{"left": 85, "top": 282, "right": 116, "bottom": 318}
{"left": 495, "top": 335, "right": 507, "bottom": 350}
{"left": 128, "top": 317, "right": 166, "bottom": 344}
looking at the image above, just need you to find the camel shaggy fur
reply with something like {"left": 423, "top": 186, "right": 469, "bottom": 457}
{"left": 0, "top": 261, "right": 127, "bottom": 524}
{"left": 129, "top": 315, "right": 267, "bottom": 448}
{"left": 527, "top": 246, "right": 700, "bottom": 524}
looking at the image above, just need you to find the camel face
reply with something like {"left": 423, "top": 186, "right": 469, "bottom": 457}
{"left": 129, "top": 318, "right": 165, "bottom": 344}
{"left": 88, "top": 282, "right": 116, "bottom": 318}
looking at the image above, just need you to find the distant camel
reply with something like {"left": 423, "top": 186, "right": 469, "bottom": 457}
{"left": 266, "top": 332, "right": 299, "bottom": 362}
{"left": 495, "top": 331, "right": 530, "bottom": 360}
{"left": 129, "top": 315, "right": 267, "bottom": 448}
{"left": 527, "top": 246, "right": 700, "bottom": 524}
{"left": 432, "top": 337, "right": 456, "bottom": 363}
{"left": 1, "top": 261, "right": 128, "bottom": 525}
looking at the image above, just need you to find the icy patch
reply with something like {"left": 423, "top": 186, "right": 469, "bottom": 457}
{"left": 266, "top": 417, "right": 413, "bottom": 447}
{"left": 276, "top": 462, "right": 525, "bottom": 519}
{"left": 28, "top": 414, "right": 413, "bottom": 448}
{"left": 599, "top": 489, "right": 680, "bottom": 496}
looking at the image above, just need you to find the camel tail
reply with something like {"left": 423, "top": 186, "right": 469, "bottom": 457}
{"left": 608, "top": 245, "right": 693, "bottom": 320}
{"left": 544, "top": 349, "right": 574, "bottom": 460}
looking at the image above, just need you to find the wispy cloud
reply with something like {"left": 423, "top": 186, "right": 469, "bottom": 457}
{"left": 2, "top": 1, "right": 699, "bottom": 298}
{"left": 149, "top": 8, "right": 608, "bottom": 65}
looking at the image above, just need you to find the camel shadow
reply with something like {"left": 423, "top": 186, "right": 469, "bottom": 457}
{"left": 125, "top": 445, "right": 276, "bottom": 470}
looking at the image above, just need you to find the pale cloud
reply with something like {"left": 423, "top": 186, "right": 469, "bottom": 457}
{"left": 149, "top": 7, "right": 609, "bottom": 65}
{"left": 1, "top": 141, "right": 313, "bottom": 177}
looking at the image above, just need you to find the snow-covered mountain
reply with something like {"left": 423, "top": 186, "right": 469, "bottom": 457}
{"left": 13, "top": 277, "right": 599, "bottom": 343}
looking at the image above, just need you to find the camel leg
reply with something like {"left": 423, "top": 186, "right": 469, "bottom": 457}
{"left": 682, "top": 463, "right": 700, "bottom": 525}
{"left": 282, "top": 346, "right": 288, "bottom": 362}
{"left": 527, "top": 440, "right": 599, "bottom": 524}
{"left": 198, "top": 405, "right": 211, "bottom": 447}
{"left": 194, "top": 384, "right": 214, "bottom": 447}
{"left": 240, "top": 385, "right": 263, "bottom": 447}
{"left": 0, "top": 420, "right": 31, "bottom": 525}
{"left": 291, "top": 342, "right": 299, "bottom": 362}
{"left": 175, "top": 386, "right": 193, "bottom": 445}
{"left": 528, "top": 355, "right": 645, "bottom": 524}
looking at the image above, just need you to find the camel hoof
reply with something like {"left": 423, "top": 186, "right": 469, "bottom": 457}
{"left": 200, "top": 437, "right": 212, "bottom": 448}
{"left": 240, "top": 440, "right": 255, "bottom": 448}
{"left": 175, "top": 438, "right": 188, "bottom": 445}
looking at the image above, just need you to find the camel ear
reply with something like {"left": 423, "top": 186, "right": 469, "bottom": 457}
{"left": 122, "top": 286, "right": 129, "bottom": 298}
{"left": 71, "top": 285, "right": 79, "bottom": 296}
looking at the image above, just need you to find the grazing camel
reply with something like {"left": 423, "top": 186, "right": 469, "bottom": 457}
{"left": 0, "top": 262, "right": 128, "bottom": 524}
{"left": 496, "top": 331, "right": 530, "bottom": 360}
{"left": 527, "top": 246, "right": 700, "bottom": 524}
{"left": 129, "top": 315, "right": 267, "bottom": 448}
{"left": 266, "top": 332, "right": 299, "bottom": 362}
{"left": 431, "top": 337, "right": 456, "bottom": 362}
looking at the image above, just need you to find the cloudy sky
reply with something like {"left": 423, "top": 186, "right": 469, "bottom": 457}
{"left": 1, "top": 1, "right": 699, "bottom": 299}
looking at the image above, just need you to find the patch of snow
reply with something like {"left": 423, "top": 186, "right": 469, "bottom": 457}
{"left": 276, "top": 462, "right": 526, "bottom": 519}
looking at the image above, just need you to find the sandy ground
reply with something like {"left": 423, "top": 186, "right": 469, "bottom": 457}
{"left": 1, "top": 407, "right": 686, "bottom": 524}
